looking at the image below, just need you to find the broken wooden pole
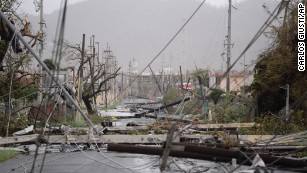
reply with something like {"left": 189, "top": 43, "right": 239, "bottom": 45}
{"left": 259, "top": 154, "right": 307, "bottom": 168}
{"left": 179, "top": 66, "right": 183, "bottom": 88}
{"left": 134, "top": 97, "right": 191, "bottom": 117}
{"left": 160, "top": 122, "right": 176, "bottom": 171}
{"left": 107, "top": 144, "right": 307, "bottom": 168}
{"left": 107, "top": 143, "right": 233, "bottom": 163}
{"left": 173, "top": 141, "right": 238, "bottom": 148}
{"left": 181, "top": 145, "right": 241, "bottom": 159}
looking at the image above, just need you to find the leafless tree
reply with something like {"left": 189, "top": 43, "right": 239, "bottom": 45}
{"left": 63, "top": 41, "right": 120, "bottom": 114}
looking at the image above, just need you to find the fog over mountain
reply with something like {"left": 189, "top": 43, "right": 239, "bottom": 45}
{"left": 29, "top": 0, "right": 280, "bottom": 73}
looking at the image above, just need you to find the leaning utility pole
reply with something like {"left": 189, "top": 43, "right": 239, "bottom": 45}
{"left": 87, "top": 36, "right": 97, "bottom": 110}
{"left": 76, "top": 34, "right": 85, "bottom": 121}
{"left": 95, "top": 41, "right": 100, "bottom": 64}
{"left": 226, "top": 0, "right": 232, "bottom": 92}
{"left": 39, "top": 0, "right": 44, "bottom": 57}
{"left": 92, "top": 35, "right": 97, "bottom": 108}
{"left": 104, "top": 60, "right": 108, "bottom": 108}
{"left": 182, "top": 18, "right": 187, "bottom": 83}
{"left": 113, "top": 57, "right": 117, "bottom": 100}
{"left": 38, "top": 0, "right": 44, "bottom": 103}
{"left": 104, "top": 45, "right": 111, "bottom": 108}
{"left": 121, "top": 71, "right": 124, "bottom": 100}
{"left": 0, "top": 11, "right": 97, "bottom": 131}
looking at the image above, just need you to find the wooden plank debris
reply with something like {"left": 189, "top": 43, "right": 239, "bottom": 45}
{"left": 47, "top": 135, "right": 180, "bottom": 144}
{"left": 193, "top": 123, "right": 255, "bottom": 130}
{"left": 1, "top": 134, "right": 281, "bottom": 145}
{"left": 0, "top": 134, "right": 39, "bottom": 145}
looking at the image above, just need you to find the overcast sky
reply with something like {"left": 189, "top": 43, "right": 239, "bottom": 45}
{"left": 18, "top": 0, "right": 88, "bottom": 14}
{"left": 16, "top": 0, "right": 280, "bottom": 73}
{"left": 18, "top": 0, "right": 247, "bottom": 15}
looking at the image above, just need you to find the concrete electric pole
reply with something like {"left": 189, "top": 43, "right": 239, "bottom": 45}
{"left": 76, "top": 34, "right": 85, "bottom": 121}
{"left": 38, "top": 0, "right": 44, "bottom": 103}
{"left": 226, "top": 0, "right": 232, "bottom": 92}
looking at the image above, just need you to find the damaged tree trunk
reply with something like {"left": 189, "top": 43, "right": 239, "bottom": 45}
{"left": 0, "top": 18, "right": 13, "bottom": 70}
{"left": 82, "top": 95, "right": 94, "bottom": 114}
{"left": 82, "top": 67, "right": 121, "bottom": 114}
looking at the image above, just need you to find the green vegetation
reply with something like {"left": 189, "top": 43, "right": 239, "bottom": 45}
{"left": 162, "top": 87, "right": 181, "bottom": 114}
{"left": 127, "top": 130, "right": 148, "bottom": 135}
{"left": 67, "top": 119, "right": 88, "bottom": 127}
{"left": 43, "top": 59, "right": 56, "bottom": 70}
{"left": 65, "top": 115, "right": 103, "bottom": 127}
{"left": 90, "top": 115, "right": 112, "bottom": 124}
{"left": 162, "top": 86, "right": 204, "bottom": 116}
{"left": 67, "top": 114, "right": 118, "bottom": 127}
{"left": 247, "top": 3, "right": 307, "bottom": 119}
{"left": 297, "top": 151, "right": 307, "bottom": 158}
{"left": 241, "top": 111, "right": 307, "bottom": 135}
{"left": 0, "top": 1, "right": 306, "bottom": 139}
{"left": 102, "top": 99, "right": 121, "bottom": 110}
{"left": 209, "top": 88, "right": 225, "bottom": 105}
{"left": 0, "top": 5, "right": 39, "bottom": 129}
{"left": 190, "top": 68, "right": 209, "bottom": 87}
{"left": 0, "top": 77, "right": 39, "bottom": 104}
{"left": 0, "top": 114, "right": 30, "bottom": 136}
{"left": 210, "top": 91, "right": 253, "bottom": 123}
{"left": 0, "top": 150, "right": 17, "bottom": 163}
{"left": 163, "top": 69, "right": 252, "bottom": 123}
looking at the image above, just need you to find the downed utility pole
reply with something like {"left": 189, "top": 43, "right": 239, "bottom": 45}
{"left": 0, "top": 11, "right": 97, "bottom": 133}
{"left": 108, "top": 143, "right": 307, "bottom": 168}
{"left": 149, "top": 65, "right": 163, "bottom": 95}
{"left": 160, "top": 122, "right": 176, "bottom": 171}
{"left": 134, "top": 97, "right": 190, "bottom": 117}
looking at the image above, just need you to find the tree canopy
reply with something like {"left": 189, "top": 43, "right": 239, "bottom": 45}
{"left": 248, "top": 2, "right": 307, "bottom": 117}
{"left": 43, "top": 59, "right": 56, "bottom": 71}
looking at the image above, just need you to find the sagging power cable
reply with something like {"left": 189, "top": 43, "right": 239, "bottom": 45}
{"left": 107, "top": 0, "right": 207, "bottom": 105}
{"left": 206, "top": 1, "right": 284, "bottom": 94}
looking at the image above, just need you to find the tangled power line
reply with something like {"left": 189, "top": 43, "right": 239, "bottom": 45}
{"left": 1, "top": 0, "right": 305, "bottom": 172}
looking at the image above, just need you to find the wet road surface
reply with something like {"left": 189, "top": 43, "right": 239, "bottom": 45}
{"left": 0, "top": 149, "right": 299, "bottom": 173}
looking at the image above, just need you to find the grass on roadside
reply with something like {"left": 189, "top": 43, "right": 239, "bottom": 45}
{"left": 66, "top": 115, "right": 112, "bottom": 127}
{"left": 67, "top": 119, "right": 88, "bottom": 127}
{"left": 101, "top": 100, "right": 121, "bottom": 110}
{"left": 0, "top": 150, "right": 17, "bottom": 163}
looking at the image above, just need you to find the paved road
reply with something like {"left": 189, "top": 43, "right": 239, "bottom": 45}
{"left": 0, "top": 150, "right": 298, "bottom": 173}
{"left": 0, "top": 150, "right": 165, "bottom": 173}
